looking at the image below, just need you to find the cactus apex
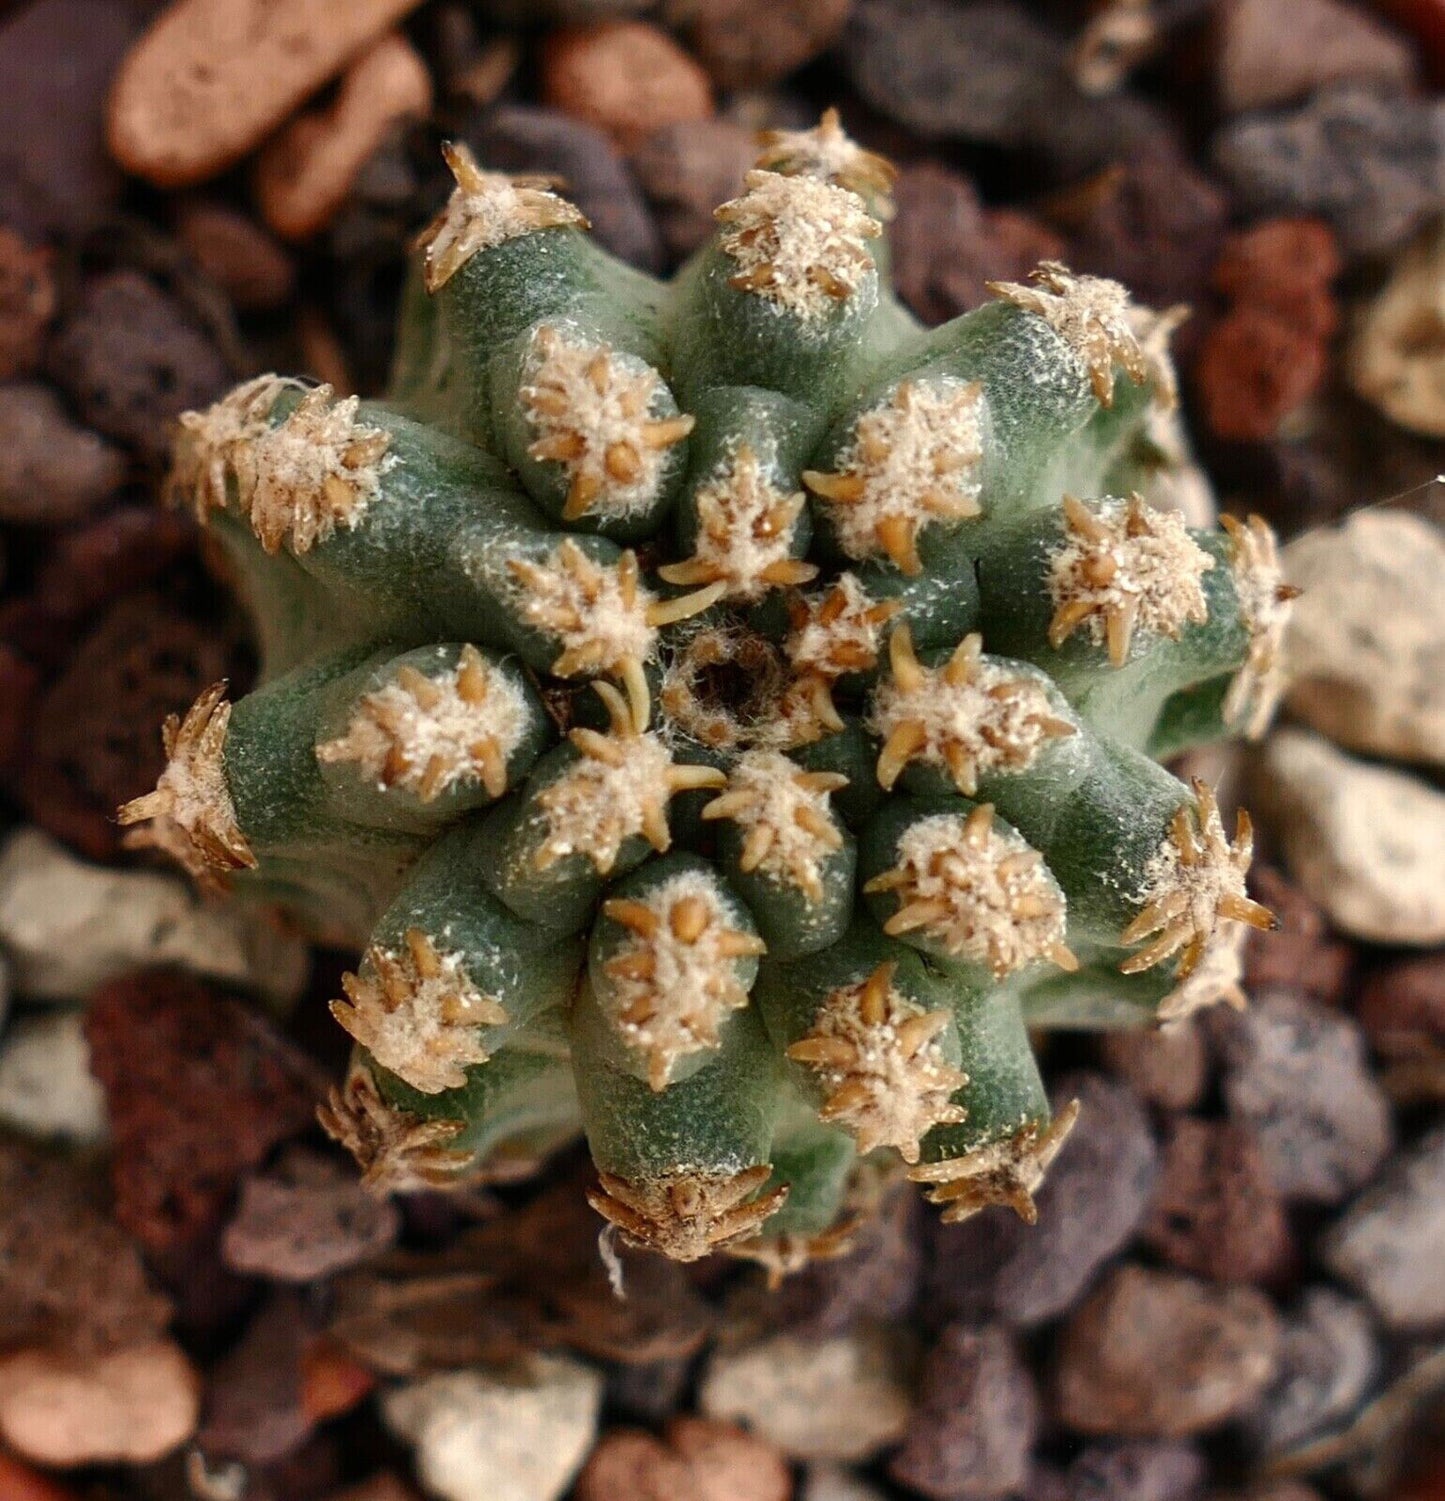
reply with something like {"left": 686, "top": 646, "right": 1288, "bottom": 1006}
{"left": 866, "top": 804, "right": 1077, "bottom": 976}
{"left": 317, "top": 646, "right": 528, "bottom": 802}
{"left": 318, "top": 1063, "right": 476, "bottom": 1196}
{"left": 804, "top": 379, "right": 985, "bottom": 575}
{"left": 1047, "top": 493, "right": 1214, "bottom": 667}
{"left": 332, "top": 930, "right": 508, "bottom": 1094}
{"left": 587, "top": 1164, "right": 789, "bottom": 1262}
{"left": 785, "top": 572, "right": 901, "bottom": 680}
{"left": 754, "top": 108, "right": 897, "bottom": 217}
{"left": 600, "top": 872, "right": 767, "bottom": 1090}
{"left": 420, "top": 142, "right": 589, "bottom": 292}
{"left": 787, "top": 961, "right": 967, "bottom": 1163}
{"left": 118, "top": 682, "right": 256, "bottom": 883}
{"left": 871, "top": 626, "right": 1075, "bottom": 794}
{"left": 1120, "top": 777, "right": 1276, "bottom": 993}
{"left": 716, "top": 169, "right": 881, "bottom": 319}
{"left": 1220, "top": 512, "right": 1299, "bottom": 739}
{"left": 988, "top": 261, "right": 1147, "bottom": 405}
{"left": 909, "top": 1097, "right": 1081, "bottom": 1225}
{"left": 659, "top": 442, "right": 817, "bottom": 601}
{"left": 703, "top": 749, "right": 848, "bottom": 902}
{"left": 521, "top": 323, "right": 693, "bottom": 522}
{"left": 536, "top": 676, "right": 725, "bottom": 874}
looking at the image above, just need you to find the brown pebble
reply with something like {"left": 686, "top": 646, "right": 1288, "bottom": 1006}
{"left": 46, "top": 270, "right": 230, "bottom": 463}
{"left": 84, "top": 970, "right": 324, "bottom": 1252}
{"left": 1098, "top": 1020, "right": 1210, "bottom": 1112}
{"left": 1212, "top": 217, "right": 1341, "bottom": 336}
{"left": 1054, "top": 1264, "right": 1281, "bottom": 1436}
{"left": 575, "top": 1417, "right": 791, "bottom": 1501}
{"left": 0, "top": 1451, "right": 80, "bottom": 1501}
{"left": 107, "top": 0, "right": 430, "bottom": 188}
{"left": 176, "top": 200, "right": 295, "bottom": 310}
{"left": 1244, "top": 866, "right": 1354, "bottom": 1003}
{"left": 255, "top": 32, "right": 433, "bottom": 242}
{"left": 678, "top": 0, "right": 851, "bottom": 90}
{"left": 1143, "top": 1118, "right": 1293, "bottom": 1284}
{"left": 0, "top": 383, "right": 126, "bottom": 525}
{"left": 301, "top": 1339, "right": 377, "bottom": 1425}
{"left": 0, "top": 231, "right": 55, "bottom": 381}
{"left": 1194, "top": 304, "right": 1326, "bottom": 443}
{"left": 0, "top": 1340, "right": 200, "bottom": 1467}
{"left": 632, "top": 119, "right": 757, "bottom": 259}
{"left": 542, "top": 21, "right": 713, "bottom": 152}
{"left": 1359, "top": 952, "right": 1445, "bottom": 1075}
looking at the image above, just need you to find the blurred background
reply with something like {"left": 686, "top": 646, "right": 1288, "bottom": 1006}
{"left": 0, "top": 3, "right": 1440, "bottom": 1500}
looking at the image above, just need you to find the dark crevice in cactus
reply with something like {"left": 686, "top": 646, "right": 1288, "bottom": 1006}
{"left": 122, "top": 117, "right": 1292, "bottom": 1271}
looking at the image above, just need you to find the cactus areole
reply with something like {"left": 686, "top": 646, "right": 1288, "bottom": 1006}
{"left": 124, "top": 116, "right": 1293, "bottom": 1271}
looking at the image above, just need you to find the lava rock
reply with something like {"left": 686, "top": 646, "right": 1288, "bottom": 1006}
{"left": 1097, "top": 1021, "right": 1209, "bottom": 1112}
{"left": 1323, "top": 1124, "right": 1445, "bottom": 1328}
{"left": 888, "top": 1323, "right": 1037, "bottom": 1499}
{"left": 84, "top": 970, "right": 324, "bottom": 1252}
{"left": 1359, "top": 952, "right": 1445, "bottom": 1076}
{"left": 470, "top": 106, "right": 662, "bottom": 270}
{"left": 1053, "top": 1440, "right": 1207, "bottom": 1501}
{"left": 0, "top": 0, "right": 138, "bottom": 237}
{"left": 47, "top": 272, "right": 230, "bottom": 464}
{"left": 672, "top": 0, "right": 851, "bottom": 89}
{"left": 1213, "top": 84, "right": 1445, "bottom": 259}
{"left": 890, "top": 162, "right": 1064, "bottom": 324}
{"left": 198, "top": 1292, "right": 312, "bottom": 1466}
{"left": 929, "top": 1071, "right": 1158, "bottom": 1327}
{"left": 1143, "top": 1117, "right": 1292, "bottom": 1284}
{"left": 0, "top": 232, "right": 56, "bottom": 381}
{"left": 1243, "top": 1288, "right": 1379, "bottom": 1458}
{"left": 1243, "top": 867, "right": 1354, "bottom": 1005}
{"left": 1213, "top": 988, "right": 1392, "bottom": 1205}
{"left": 176, "top": 201, "right": 297, "bottom": 312}
{"left": 1053, "top": 1265, "right": 1281, "bottom": 1437}
{"left": 222, "top": 1147, "right": 401, "bottom": 1282}
{"left": 0, "top": 384, "right": 126, "bottom": 526}
{"left": 632, "top": 119, "right": 756, "bottom": 262}
{"left": 1254, "top": 729, "right": 1445, "bottom": 945}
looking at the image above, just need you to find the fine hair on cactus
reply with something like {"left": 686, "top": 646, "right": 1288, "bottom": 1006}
{"left": 123, "top": 112, "right": 1295, "bottom": 1271}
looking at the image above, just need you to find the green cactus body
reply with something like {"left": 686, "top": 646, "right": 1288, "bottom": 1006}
{"left": 123, "top": 115, "right": 1294, "bottom": 1268}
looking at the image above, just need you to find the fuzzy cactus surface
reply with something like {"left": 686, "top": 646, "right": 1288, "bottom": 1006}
{"left": 122, "top": 114, "right": 1295, "bottom": 1270}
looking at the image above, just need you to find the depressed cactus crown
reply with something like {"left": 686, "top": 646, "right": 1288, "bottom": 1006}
{"left": 123, "top": 117, "right": 1292, "bottom": 1267}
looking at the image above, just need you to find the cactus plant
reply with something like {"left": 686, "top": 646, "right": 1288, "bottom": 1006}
{"left": 122, "top": 114, "right": 1295, "bottom": 1271}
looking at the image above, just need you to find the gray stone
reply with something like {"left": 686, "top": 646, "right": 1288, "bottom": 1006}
{"left": 1056, "top": 1440, "right": 1206, "bottom": 1501}
{"left": 1283, "top": 512, "right": 1445, "bottom": 766}
{"left": 699, "top": 1325, "right": 913, "bottom": 1462}
{"left": 0, "top": 829, "right": 309, "bottom": 1006}
{"left": 1214, "top": 989, "right": 1392, "bottom": 1205}
{"left": 1254, "top": 730, "right": 1445, "bottom": 945}
{"left": 1098, "top": 1020, "right": 1209, "bottom": 1112}
{"left": 1351, "top": 225, "right": 1445, "bottom": 439}
{"left": 1324, "top": 1125, "right": 1445, "bottom": 1329}
{"left": 382, "top": 1355, "right": 604, "bottom": 1501}
{"left": 929, "top": 1072, "right": 1158, "bottom": 1326}
{"left": 1213, "top": 84, "right": 1445, "bottom": 258}
{"left": 0, "top": 384, "right": 125, "bottom": 525}
{"left": 888, "top": 1323, "right": 1037, "bottom": 1499}
{"left": 1054, "top": 1265, "right": 1281, "bottom": 1437}
{"left": 800, "top": 1465, "right": 888, "bottom": 1501}
{"left": 0, "top": 1009, "right": 107, "bottom": 1144}
{"left": 1244, "top": 1288, "right": 1379, "bottom": 1458}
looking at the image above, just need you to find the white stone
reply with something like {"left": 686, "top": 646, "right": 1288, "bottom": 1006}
{"left": 699, "top": 1325, "right": 914, "bottom": 1462}
{"left": 1256, "top": 730, "right": 1445, "bottom": 945}
{"left": 0, "top": 1339, "right": 199, "bottom": 1466}
{"left": 1325, "top": 1126, "right": 1445, "bottom": 1329}
{"left": 1350, "top": 224, "right": 1445, "bottom": 439}
{"left": 0, "top": 829, "right": 308, "bottom": 1004}
{"left": 0, "top": 1009, "right": 107, "bottom": 1143}
{"left": 381, "top": 1355, "right": 603, "bottom": 1501}
{"left": 801, "top": 1464, "right": 891, "bottom": 1501}
{"left": 1283, "top": 512, "right": 1445, "bottom": 766}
